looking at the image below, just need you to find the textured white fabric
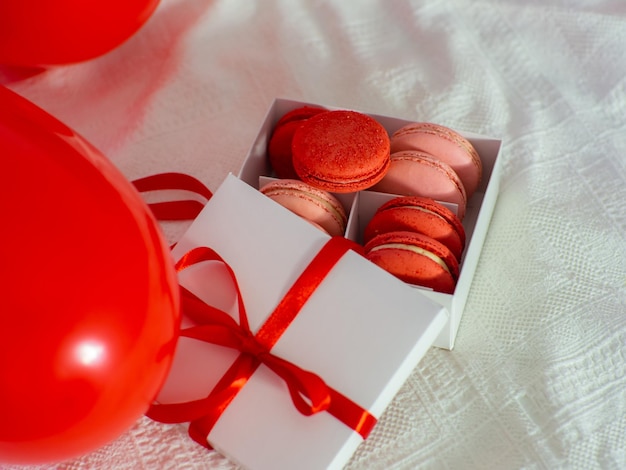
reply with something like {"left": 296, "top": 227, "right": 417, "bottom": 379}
{"left": 4, "top": 0, "right": 626, "bottom": 468}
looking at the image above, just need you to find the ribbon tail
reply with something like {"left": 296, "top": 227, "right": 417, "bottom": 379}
{"left": 189, "top": 416, "right": 216, "bottom": 450}
{"left": 326, "top": 389, "right": 377, "bottom": 439}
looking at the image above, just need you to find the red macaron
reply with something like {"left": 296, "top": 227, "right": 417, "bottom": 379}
{"left": 291, "top": 110, "right": 391, "bottom": 193}
{"left": 274, "top": 105, "right": 328, "bottom": 128}
{"left": 364, "top": 196, "right": 466, "bottom": 261}
{"left": 364, "top": 230, "right": 460, "bottom": 294}
{"left": 268, "top": 106, "right": 327, "bottom": 179}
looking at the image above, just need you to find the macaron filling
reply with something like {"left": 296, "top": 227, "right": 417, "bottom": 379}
{"left": 403, "top": 204, "right": 453, "bottom": 221}
{"left": 368, "top": 242, "right": 452, "bottom": 276}
{"left": 301, "top": 159, "right": 390, "bottom": 189}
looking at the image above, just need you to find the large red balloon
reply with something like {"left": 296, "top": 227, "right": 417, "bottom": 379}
{"left": 0, "top": 0, "right": 160, "bottom": 66}
{"left": 0, "top": 86, "right": 180, "bottom": 464}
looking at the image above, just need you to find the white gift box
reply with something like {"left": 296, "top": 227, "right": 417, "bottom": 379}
{"left": 239, "top": 98, "right": 503, "bottom": 349}
{"left": 156, "top": 99, "right": 501, "bottom": 468}
{"left": 156, "top": 174, "right": 449, "bottom": 470}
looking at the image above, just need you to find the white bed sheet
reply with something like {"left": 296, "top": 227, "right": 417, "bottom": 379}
{"left": 4, "top": 1, "right": 626, "bottom": 468}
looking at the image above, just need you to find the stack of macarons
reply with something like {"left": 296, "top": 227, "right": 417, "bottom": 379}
{"left": 268, "top": 106, "right": 391, "bottom": 193}
{"left": 264, "top": 105, "right": 390, "bottom": 238}
{"left": 362, "top": 196, "right": 466, "bottom": 294}
{"left": 371, "top": 122, "right": 482, "bottom": 220}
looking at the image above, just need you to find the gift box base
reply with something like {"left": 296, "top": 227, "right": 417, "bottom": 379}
{"left": 239, "top": 98, "right": 503, "bottom": 350}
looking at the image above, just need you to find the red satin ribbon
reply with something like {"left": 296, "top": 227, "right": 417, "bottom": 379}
{"left": 147, "top": 236, "right": 377, "bottom": 448}
{"left": 132, "top": 172, "right": 212, "bottom": 220}
{"left": 132, "top": 172, "right": 377, "bottom": 447}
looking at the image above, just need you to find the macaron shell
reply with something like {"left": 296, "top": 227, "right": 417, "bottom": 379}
{"left": 268, "top": 107, "right": 328, "bottom": 179}
{"left": 268, "top": 120, "right": 302, "bottom": 179}
{"left": 260, "top": 179, "right": 347, "bottom": 236}
{"left": 371, "top": 150, "right": 467, "bottom": 220}
{"left": 391, "top": 122, "right": 482, "bottom": 197}
{"left": 364, "top": 231, "right": 459, "bottom": 294}
{"left": 274, "top": 105, "right": 327, "bottom": 129}
{"left": 375, "top": 196, "right": 466, "bottom": 247}
{"left": 291, "top": 110, "right": 391, "bottom": 193}
{"left": 364, "top": 202, "right": 465, "bottom": 261}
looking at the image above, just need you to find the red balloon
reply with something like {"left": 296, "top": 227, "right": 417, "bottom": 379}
{"left": 0, "top": 86, "right": 180, "bottom": 464}
{"left": 0, "top": 0, "right": 160, "bottom": 66}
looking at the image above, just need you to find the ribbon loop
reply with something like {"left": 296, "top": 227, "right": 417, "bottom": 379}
{"left": 132, "top": 172, "right": 212, "bottom": 221}
{"left": 259, "top": 352, "right": 331, "bottom": 416}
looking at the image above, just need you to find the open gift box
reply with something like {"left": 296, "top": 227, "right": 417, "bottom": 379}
{"left": 156, "top": 174, "right": 449, "bottom": 469}
{"left": 239, "top": 98, "right": 503, "bottom": 350}
{"left": 154, "top": 99, "right": 502, "bottom": 469}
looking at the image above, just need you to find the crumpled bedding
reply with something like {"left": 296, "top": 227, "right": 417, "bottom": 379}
{"left": 5, "top": 1, "right": 626, "bottom": 468}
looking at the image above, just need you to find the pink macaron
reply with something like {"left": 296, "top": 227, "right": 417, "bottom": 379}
{"left": 390, "top": 122, "right": 482, "bottom": 197}
{"left": 259, "top": 179, "right": 347, "bottom": 236}
{"left": 370, "top": 150, "right": 467, "bottom": 220}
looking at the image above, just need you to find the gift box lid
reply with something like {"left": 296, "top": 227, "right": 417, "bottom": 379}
{"left": 157, "top": 174, "right": 449, "bottom": 470}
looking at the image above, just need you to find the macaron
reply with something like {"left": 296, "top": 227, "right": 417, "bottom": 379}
{"left": 268, "top": 106, "right": 327, "bottom": 179}
{"left": 274, "top": 105, "right": 327, "bottom": 128}
{"left": 259, "top": 179, "right": 347, "bottom": 236}
{"left": 364, "top": 196, "right": 466, "bottom": 261}
{"left": 390, "top": 122, "right": 482, "bottom": 197}
{"left": 364, "top": 231, "right": 459, "bottom": 294}
{"left": 291, "top": 110, "right": 391, "bottom": 193}
{"left": 371, "top": 150, "right": 467, "bottom": 220}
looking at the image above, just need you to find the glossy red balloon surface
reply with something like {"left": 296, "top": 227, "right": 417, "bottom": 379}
{"left": 0, "top": 86, "right": 180, "bottom": 464}
{"left": 0, "top": 0, "right": 159, "bottom": 66}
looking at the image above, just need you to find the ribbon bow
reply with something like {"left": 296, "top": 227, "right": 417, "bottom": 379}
{"left": 147, "top": 237, "right": 377, "bottom": 448}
